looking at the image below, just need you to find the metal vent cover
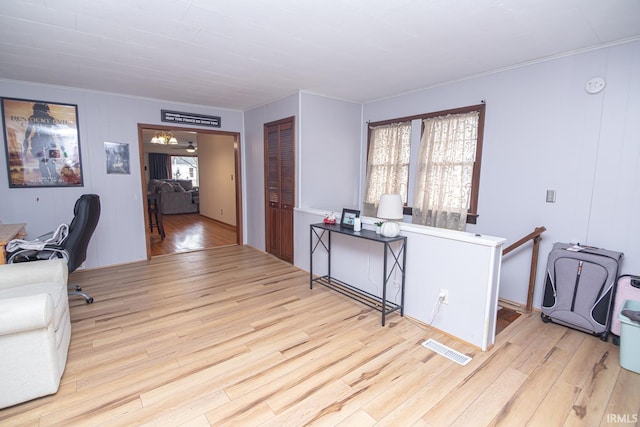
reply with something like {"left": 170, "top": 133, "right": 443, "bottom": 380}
{"left": 421, "top": 339, "right": 472, "bottom": 366}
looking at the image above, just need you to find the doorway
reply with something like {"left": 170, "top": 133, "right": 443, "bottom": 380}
{"left": 138, "top": 124, "right": 243, "bottom": 259}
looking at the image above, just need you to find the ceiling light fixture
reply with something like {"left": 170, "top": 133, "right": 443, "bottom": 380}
{"left": 186, "top": 141, "right": 196, "bottom": 153}
{"left": 150, "top": 130, "right": 178, "bottom": 145}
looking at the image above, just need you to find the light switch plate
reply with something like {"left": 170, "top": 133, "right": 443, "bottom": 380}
{"left": 546, "top": 190, "right": 556, "bottom": 203}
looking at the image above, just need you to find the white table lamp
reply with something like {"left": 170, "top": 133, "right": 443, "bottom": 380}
{"left": 377, "top": 194, "right": 403, "bottom": 237}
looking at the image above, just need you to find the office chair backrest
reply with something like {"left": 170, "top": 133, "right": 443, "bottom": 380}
{"left": 62, "top": 194, "right": 101, "bottom": 273}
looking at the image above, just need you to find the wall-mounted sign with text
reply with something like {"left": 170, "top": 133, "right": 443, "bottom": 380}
{"left": 161, "top": 110, "right": 221, "bottom": 128}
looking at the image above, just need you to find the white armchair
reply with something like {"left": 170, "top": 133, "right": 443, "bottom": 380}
{"left": 0, "top": 259, "right": 71, "bottom": 409}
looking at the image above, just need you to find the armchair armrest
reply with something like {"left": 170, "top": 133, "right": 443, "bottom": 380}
{"left": 0, "top": 259, "right": 68, "bottom": 291}
{"left": 0, "top": 293, "right": 54, "bottom": 335}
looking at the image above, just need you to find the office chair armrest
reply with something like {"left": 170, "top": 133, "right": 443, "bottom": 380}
{"left": 7, "top": 247, "right": 69, "bottom": 265}
{"left": 0, "top": 293, "right": 54, "bottom": 335}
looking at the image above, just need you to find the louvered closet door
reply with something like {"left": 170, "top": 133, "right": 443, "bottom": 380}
{"left": 266, "top": 124, "right": 281, "bottom": 257}
{"left": 264, "top": 117, "right": 295, "bottom": 263}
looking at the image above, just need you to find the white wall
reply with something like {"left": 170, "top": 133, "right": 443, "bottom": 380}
{"left": 362, "top": 40, "right": 640, "bottom": 309}
{"left": 299, "top": 92, "right": 363, "bottom": 211}
{"left": 0, "top": 80, "right": 243, "bottom": 269}
{"left": 198, "top": 134, "right": 237, "bottom": 226}
{"left": 243, "top": 93, "right": 300, "bottom": 251}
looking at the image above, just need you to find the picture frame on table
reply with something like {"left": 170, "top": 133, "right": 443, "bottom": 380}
{"left": 1, "top": 97, "right": 83, "bottom": 188}
{"left": 340, "top": 208, "right": 360, "bottom": 229}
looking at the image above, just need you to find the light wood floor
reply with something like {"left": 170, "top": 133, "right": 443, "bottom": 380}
{"left": 1, "top": 245, "right": 638, "bottom": 426}
{"left": 150, "top": 213, "right": 237, "bottom": 257}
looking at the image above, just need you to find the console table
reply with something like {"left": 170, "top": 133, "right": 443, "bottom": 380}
{"left": 309, "top": 222, "right": 407, "bottom": 326}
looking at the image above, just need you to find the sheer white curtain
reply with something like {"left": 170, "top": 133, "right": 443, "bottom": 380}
{"left": 412, "top": 111, "right": 479, "bottom": 231}
{"left": 363, "top": 122, "right": 411, "bottom": 217}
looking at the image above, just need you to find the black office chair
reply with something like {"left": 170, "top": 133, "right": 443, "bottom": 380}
{"left": 7, "top": 194, "right": 101, "bottom": 303}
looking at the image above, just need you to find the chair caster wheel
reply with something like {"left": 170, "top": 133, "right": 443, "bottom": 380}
{"left": 86, "top": 297, "right": 94, "bottom": 304}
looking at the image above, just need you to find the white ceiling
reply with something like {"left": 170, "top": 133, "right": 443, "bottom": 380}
{"left": 1, "top": 0, "right": 639, "bottom": 111}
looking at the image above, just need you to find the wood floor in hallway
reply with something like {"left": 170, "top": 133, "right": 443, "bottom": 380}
{"left": 150, "top": 213, "right": 237, "bottom": 257}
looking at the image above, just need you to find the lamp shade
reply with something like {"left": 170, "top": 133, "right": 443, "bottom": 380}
{"left": 377, "top": 194, "right": 403, "bottom": 220}
{"left": 377, "top": 194, "right": 403, "bottom": 237}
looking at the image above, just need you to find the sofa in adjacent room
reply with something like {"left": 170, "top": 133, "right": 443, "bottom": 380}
{"left": 147, "top": 179, "right": 199, "bottom": 215}
{"left": 0, "top": 258, "right": 71, "bottom": 409}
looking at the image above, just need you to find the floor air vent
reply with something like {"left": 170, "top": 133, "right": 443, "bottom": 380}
{"left": 421, "top": 339, "right": 472, "bottom": 366}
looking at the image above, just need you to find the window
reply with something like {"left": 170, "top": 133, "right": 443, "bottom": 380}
{"left": 171, "top": 156, "right": 199, "bottom": 188}
{"left": 362, "top": 121, "right": 411, "bottom": 217}
{"left": 413, "top": 109, "right": 482, "bottom": 230}
{"left": 365, "top": 104, "right": 485, "bottom": 229}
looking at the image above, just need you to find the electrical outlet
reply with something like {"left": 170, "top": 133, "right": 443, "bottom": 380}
{"left": 438, "top": 288, "right": 449, "bottom": 305}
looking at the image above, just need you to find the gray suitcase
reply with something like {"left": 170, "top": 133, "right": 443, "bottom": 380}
{"left": 541, "top": 243, "right": 622, "bottom": 341}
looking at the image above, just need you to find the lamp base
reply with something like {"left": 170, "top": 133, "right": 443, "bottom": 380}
{"left": 381, "top": 221, "right": 400, "bottom": 237}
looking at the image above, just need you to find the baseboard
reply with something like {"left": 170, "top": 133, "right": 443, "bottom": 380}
{"left": 498, "top": 297, "right": 525, "bottom": 312}
{"left": 405, "top": 315, "right": 485, "bottom": 352}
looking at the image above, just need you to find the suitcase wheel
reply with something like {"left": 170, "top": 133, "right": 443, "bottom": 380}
{"left": 612, "top": 335, "right": 620, "bottom": 346}
{"left": 541, "top": 313, "right": 552, "bottom": 323}
{"left": 599, "top": 331, "right": 608, "bottom": 342}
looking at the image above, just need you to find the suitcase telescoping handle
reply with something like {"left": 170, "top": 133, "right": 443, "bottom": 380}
{"left": 570, "top": 261, "right": 583, "bottom": 312}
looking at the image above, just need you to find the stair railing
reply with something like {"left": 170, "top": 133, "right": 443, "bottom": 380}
{"left": 501, "top": 226, "right": 547, "bottom": 312}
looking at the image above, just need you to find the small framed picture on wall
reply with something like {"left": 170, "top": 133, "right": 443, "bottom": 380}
{"left": 105, "top": 142, "right": 130, "bottom": 175}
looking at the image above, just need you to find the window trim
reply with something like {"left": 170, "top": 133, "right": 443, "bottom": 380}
{"left": 367, "top": 103, "right": 486, "bottom": 224}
